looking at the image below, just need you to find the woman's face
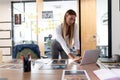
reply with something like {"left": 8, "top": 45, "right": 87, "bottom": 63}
{"left": 66, "top": 15, "right": 76, "bottom": 26}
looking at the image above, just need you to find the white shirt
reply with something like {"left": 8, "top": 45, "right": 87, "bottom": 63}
{"left": 55, "top": 23, "right": 80, "bottom": 55}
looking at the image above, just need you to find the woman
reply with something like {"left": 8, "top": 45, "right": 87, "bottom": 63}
{"left": 51, "top": 9, "right": 81, "bottom": 61}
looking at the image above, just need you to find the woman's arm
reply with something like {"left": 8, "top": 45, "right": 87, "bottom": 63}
{"left": 68, "top": 53, "right": 82, "bottom": 61}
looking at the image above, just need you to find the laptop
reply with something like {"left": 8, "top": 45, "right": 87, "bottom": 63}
{"left": 75, "top": 50, "right": 100, "bottom": 65}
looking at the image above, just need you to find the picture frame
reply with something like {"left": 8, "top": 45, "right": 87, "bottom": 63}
{"left": 42, "top": 11, "right": 53, "bottom": 19}
{"left": 15, "top": 14, "right": 21, "bottom": 25}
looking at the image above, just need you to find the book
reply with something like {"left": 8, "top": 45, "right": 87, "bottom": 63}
{"left": 62, "top": 70, "right": 90, "bottom": 80}
{"left": 93, "top": 69, "right": 120, "bottom": 80}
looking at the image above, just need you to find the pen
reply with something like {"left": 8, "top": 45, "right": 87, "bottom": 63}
{"left": 27, "top": 54, "right": 31, "bottom": 61}
{"left": 96, "top": 63, "right": 100, "bottom": 68}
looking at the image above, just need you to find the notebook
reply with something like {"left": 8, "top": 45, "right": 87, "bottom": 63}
{"left": 75, "top": 50, "right": 100, "bottom": 65}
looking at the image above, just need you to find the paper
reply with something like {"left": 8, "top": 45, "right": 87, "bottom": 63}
{"left": 62, "top": 70, "right": 90, "bottom": 80}
{"left": 51, "top": 59, "right": 67, "bottom": 65}
{"left": 50, "top": 59, "right": 67, "bottom": 69}
{"left": 111, "top": 69, "right": 120, "bottom": 76}
{"left": 93, "top": 69, "right": 120, "bottom": 80}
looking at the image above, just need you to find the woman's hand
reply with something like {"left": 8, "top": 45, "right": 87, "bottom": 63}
{"left": 73, "top": 56, "right": 82, "bottom": 62}
{"left": 68, "top": 53, "right": 82, "bottom": 62}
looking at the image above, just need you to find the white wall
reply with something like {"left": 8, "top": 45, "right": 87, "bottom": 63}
{"left": 0, "top": 0, "right": 12, "bottom": 61}
{"left": 112, "top": 0, "right": 120, "bottom": 55}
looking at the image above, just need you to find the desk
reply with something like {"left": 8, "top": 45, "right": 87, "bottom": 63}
{"left": 0, "top": 59, "right": 99, "bottom": 80}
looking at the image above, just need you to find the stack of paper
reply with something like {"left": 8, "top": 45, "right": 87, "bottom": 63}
{"left": 62, "top": 70, "right": 90, "bottom": 80}
{"left": 93, "top": 69, "right": 120, "bottom": 80}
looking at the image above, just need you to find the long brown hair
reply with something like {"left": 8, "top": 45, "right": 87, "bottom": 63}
{"left": 62, "top": 9, "right": 76, "bottom": 47}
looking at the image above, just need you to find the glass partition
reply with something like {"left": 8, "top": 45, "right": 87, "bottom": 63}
{"left": 96, "top": 0, "right": 111, "bottom": 58}
{"left": 12, "top": 0, "right": 78, "bottom": 57}
{"left": 12, "top": 1, "right": 37, "bottom": 45}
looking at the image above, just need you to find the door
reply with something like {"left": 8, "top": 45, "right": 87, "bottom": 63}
{"left": 80, "top": 0, "right": 97, "bottom": 55}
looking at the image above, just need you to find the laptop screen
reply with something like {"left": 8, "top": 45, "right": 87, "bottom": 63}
{"left": 80, "top": 50, "right": 100, "bottom": 65}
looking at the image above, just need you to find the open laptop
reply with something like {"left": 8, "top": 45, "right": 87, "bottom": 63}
{"left": 76, "top": 50, "right": 100, "bottom": 65}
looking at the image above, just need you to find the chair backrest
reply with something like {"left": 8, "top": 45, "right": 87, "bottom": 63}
{"left": 16, "top": 48, "right": 39, "bottom": 59}
{"left": 13, "top": 44, "right": 41, "bottom": 59}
